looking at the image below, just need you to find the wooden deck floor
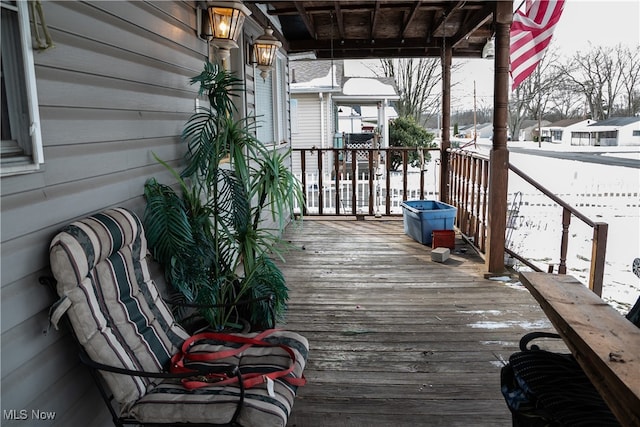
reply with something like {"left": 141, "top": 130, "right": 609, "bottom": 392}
{"left": 277, "top": 218, "right": 562, "bottom": 427}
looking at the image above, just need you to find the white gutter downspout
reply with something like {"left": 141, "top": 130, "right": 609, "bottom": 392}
{"left": 319, "top": 92, "right": 325, "bottom": 149}
{"left": 378, "top": 99, "right": 389, "bottom": 148}
{"left": 327, "top": 92, "right": 333, "bottom": 149}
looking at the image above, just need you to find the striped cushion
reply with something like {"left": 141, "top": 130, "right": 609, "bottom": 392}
{"left": 130, "top": 330, "right": 309, "bottom": 426}
{"left": 49, "top": 208, "right": 309, "bottom": 425}
{"left": 49, "top": 208, "right": 190, "bottom": 407}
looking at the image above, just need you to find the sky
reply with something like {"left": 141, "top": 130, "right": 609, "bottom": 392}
{"left": 345, "top": 0, "right": 640, "bottom": 111}
{"left": 454, "top": 0, "right": 640, "bottom": 110}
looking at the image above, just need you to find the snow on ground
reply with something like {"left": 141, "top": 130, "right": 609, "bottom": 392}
{"left": 485, "top": 140, "right": 640, "bottom": 314}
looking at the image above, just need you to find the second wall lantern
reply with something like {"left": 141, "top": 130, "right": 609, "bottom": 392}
{"left": 253, "top": 27, "right": 282, "bottom": 80}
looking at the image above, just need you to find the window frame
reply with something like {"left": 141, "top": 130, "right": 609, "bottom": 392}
{"left": 255, "top": 65, "right": 275, "bottom": 145}
{"left": 254, "top": 51, "right": 290, "bottom": 147}
{"left": 1, "top": 0, "right": 44, "bottom": 176}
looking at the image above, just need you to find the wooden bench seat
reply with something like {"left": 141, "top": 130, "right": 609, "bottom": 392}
{"left": 519, "top": 272, "right": 640, "bottom": 427}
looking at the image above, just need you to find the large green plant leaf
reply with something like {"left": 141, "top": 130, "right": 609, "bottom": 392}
{"left": 143, "top": 178, "right": 195, "bottom": 265}
{"left": 190, "top": 61, "right": 243, "bottom": 117}
{"left": 250, "top": 148, "right": 304, "bottom": 231}
{"left": 239, "top": 256, "right": 289, "bottom": 329}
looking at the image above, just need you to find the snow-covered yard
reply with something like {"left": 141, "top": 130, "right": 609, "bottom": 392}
{"left": 501, "top": 142, "right": 639, "bottom": 314}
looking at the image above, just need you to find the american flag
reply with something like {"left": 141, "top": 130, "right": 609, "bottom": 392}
{"left": 510, "top": 0, "right": 565, "bottom": 91}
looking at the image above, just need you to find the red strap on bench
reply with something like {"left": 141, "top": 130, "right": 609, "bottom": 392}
{"left": 170, "top": 329, "right": 306, "bottom": 390}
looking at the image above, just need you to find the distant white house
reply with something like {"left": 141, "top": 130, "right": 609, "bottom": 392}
{"left": 540, "top": 118, "right": 595, "bottom": 144}
{"left": 455, "top": 123, "right": 492, "bottom": 139}
{"left": 289, "top": 59, "right": 399, "bottom": 176}
{"left": 578, "top": 116, "right": 640, "bottom": 146}
{"left": 519, "top": 119, "right": 551, "bottom": 141}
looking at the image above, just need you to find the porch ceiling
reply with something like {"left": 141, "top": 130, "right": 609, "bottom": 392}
{"left": 247, "top": 1, "right": 496, "bottom": 59}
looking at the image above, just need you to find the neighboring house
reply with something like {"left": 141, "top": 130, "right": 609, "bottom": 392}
{"left": 453, "top": 123, "right": 491, "bottom": 139}
{"left": 0, "top": 2, "right": 292, "bottom": 425}
{"left": 289, "top": 60, "right": 343, "bottom": 175}
{"left": 540, "top": 118, "right": 594, "bottom": 144}
{"left": 290, "top": 59, "right": 399, "bottom": 177}
{"left": 475, "top": 123, "right": 493, "bottom": 139}
{"left": 339, "top": 104, "right": 399, "bottom": 133}
{"left": 334, "top": 76, "right": 399, "bottom": 140}
{"left": 580, "top": 116, "right": 640, "bottom": 146}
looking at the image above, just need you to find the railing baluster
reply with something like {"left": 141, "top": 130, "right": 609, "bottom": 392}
{"left": 317, "top": 149, "right": 323, "bottom": 215}
{"left": 300, "top": 150, "right": 307, "bottom": 216}
{"left": 462, "top": 153, "right": 471, "bottom": 235}
{"left": 475, "top": 157, "right": 482, "bottom": 246}
{"left": 402, "top": 150, "right": 408, "bottom": 202}
{"left": 559, "top": 207, "right": 571, "bottom": 274}
{"left": 368, "top": 150, "right": 374, "bottom": 215}
{"left": 480, "top": 159, "right": 488, "bottom": 252}
{"left": 334, "top": 149, "right": 341, "bottom": 215}
{"left": 351, "top": 150, "right": 357, "bottom": 215}
{"left": 385, "top": 148, "right": 392, "bottom": 215}
{"left": 590, "top": 222, "right": 608, "bottom": 296}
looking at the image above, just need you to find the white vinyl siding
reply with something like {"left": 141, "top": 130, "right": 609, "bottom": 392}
{"left": 0, "top": 2, "right": 207, "bottom": 426}
{"left": 1, "top": 0, "right": 44, "bottom": 176}
{"left": 291, "top": 99, "right": 299, "bottom": 134}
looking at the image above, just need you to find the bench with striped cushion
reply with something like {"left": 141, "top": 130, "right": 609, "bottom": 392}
{"left": 49, "top": 208, "right": 308, "bottom": 426}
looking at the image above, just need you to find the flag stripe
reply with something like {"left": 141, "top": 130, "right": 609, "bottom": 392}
{"left": 510, "top": 0, "right": 565, "bottom": 90}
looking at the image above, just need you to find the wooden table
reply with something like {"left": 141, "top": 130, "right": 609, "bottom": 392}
{"left": 520, "top": 272, "right": 640, "bottom": 427}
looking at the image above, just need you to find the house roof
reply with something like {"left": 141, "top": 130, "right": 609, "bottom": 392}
{"left": 247, "top": 1, "right": 497, "bottom": 60}
{"left": 587, "top": 116, "right": 640, "bottom": 127}
{"left": 291, "top": 59, "right": 344, "bottom": 84}
{"left": 290, "top": 59, "right": 344, "bottom": 92}
{"left": 290, "top": 59, "right": 399, "bottom": 102}
{"left": 335, "top": 76, "right": 399, "bottom": 102}
{"left": 547, "top": 118, "right": 589, "bottom": 128}
{"left": 520, "top": 119, "right": 550, "bottom": 129}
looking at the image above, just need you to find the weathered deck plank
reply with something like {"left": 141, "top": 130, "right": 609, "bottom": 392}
{"left": 278, "top": 219, "right": 560, "bottom": 426}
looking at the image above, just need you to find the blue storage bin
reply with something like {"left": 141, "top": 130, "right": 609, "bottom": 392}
{"left": 401, "top": 200, "right": 456, "bottom": 245}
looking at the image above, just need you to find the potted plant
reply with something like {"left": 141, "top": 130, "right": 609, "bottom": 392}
{"left": 143, "top": 61, "right": 304, "bottom": 331}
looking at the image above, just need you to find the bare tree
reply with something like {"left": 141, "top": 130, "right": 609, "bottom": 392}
{"left": 618, "top": 45, "right": 640, "bottom": 116}
{"left": 559, "top": 44, "right": 627, "bottom": 120}
{"left": 509, "top": 79, "right": 536, "bottom": 141}
{"left": 508, "top": 48, "right": 561, "bottom": 141}
{"left": 375, "top": 58, "right": 457, "bottom": 126}
{"left": 548, "top": 85, "right": 583, "bottom": 119}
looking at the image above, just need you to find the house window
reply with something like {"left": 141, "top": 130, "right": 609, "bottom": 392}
{"left": 274, "top": 54, "right": 288, "bottom": 144}
{"left": 255, "top": 67, "right": 274, "bottom": 144}
{"left": 600, "top": 131, "right": 617, "bottom": 139}
{"left": 1, "top": 0, "right": 43, "bottom": 176}
{"left": 633, "top": 130, "right": 640, "bottom": 137}
{"left": 255, "top": 53, "right": 288, "bottom": 145}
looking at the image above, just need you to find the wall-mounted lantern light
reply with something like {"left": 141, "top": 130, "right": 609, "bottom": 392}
{"left": 252, "top": 26, "right": 282, "bottom": 80}
{"left": 198, "top": 1, "right": 251, "bottom": 62}
{"left": 482, "top": 37, "right": 495, "bottom": 59}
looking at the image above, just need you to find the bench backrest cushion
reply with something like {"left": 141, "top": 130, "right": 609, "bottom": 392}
{"left": 49, "top": 208, "right": 189, "bottom": 407}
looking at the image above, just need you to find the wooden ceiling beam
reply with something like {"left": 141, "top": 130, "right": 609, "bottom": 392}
{"left": 334, "top": 3, "right": 344, "bottom": 40}
{"left": 401, "top": 0, "right": 422, "bottom": 39}
{"left": 370, "top": 1, "right": 381, "bottom": 40}
{"left": 294, "top": 2, "right": 316, "bottom": 38}
{"left": 451, "top": 4, "right": 493, "bottom": 47}
{"left": 432, "top": 1, "right": 464, "bottom": 35}
{"left": 290, "top": 37, "right": 440, "bottom": 52}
